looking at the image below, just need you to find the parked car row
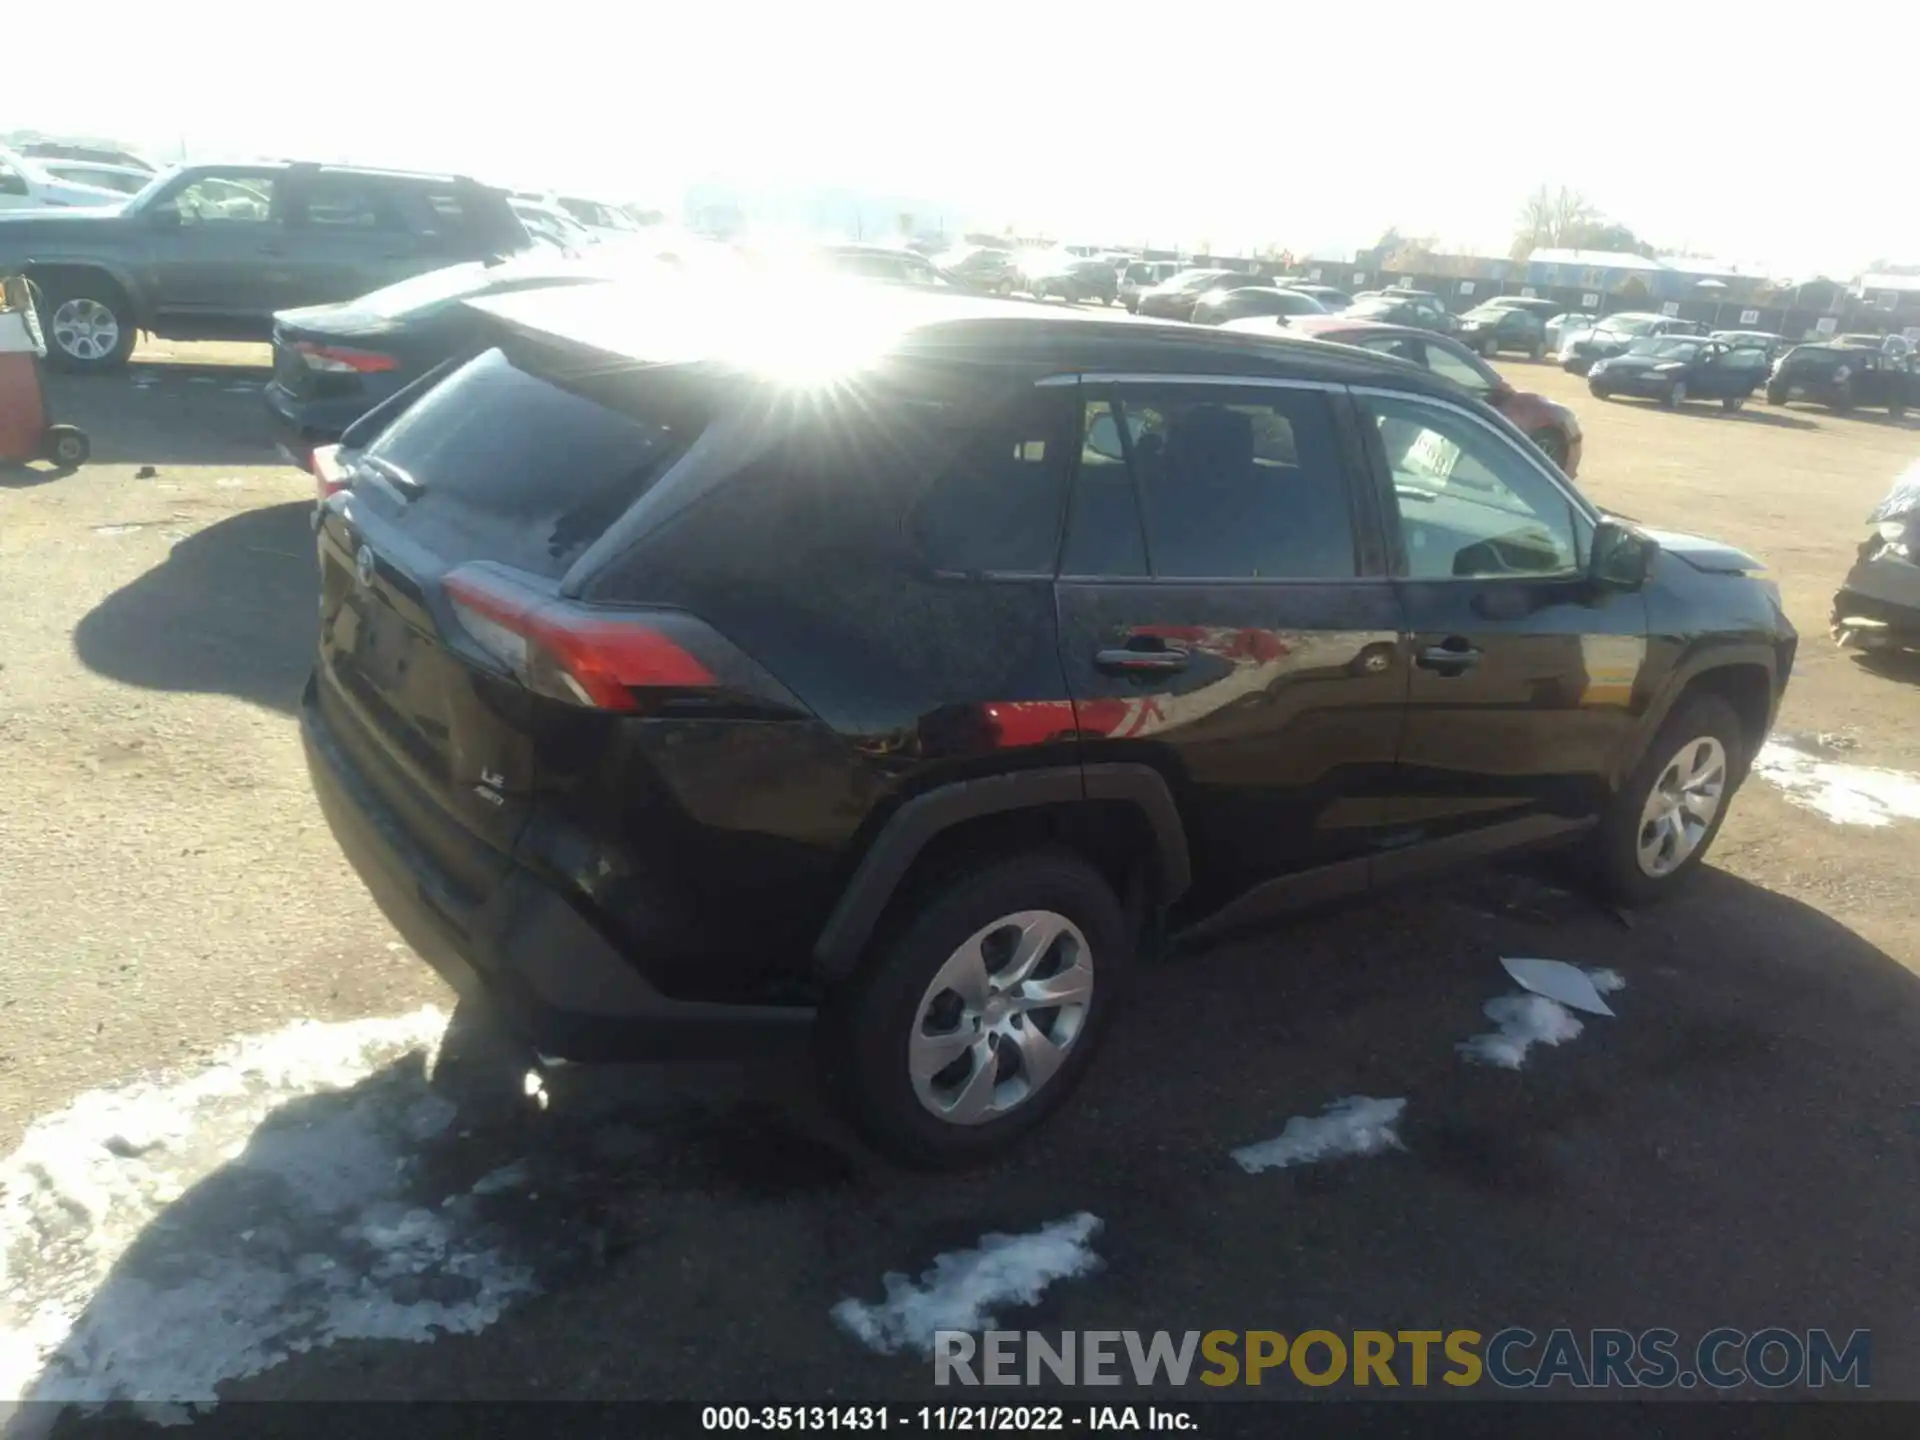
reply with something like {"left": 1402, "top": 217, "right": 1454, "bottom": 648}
{"left": 0, "top": 152, "right": 677, "bottom": 371}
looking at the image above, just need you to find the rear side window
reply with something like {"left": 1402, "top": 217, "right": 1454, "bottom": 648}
{"left": 363, "top": 348, "right": 709, "bottom": 577}
{"left": 1064, "top": 385, "right": 1358, "bottom": 580}
{"left": 297, "top": 176, "right": 404, "bottom": 231}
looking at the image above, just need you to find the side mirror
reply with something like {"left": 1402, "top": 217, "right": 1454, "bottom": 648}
{"left": 1486, "top": 381, "right": 1515, "bottom": 404}
{"left": 1590, "top": 518, "right": 1658, "bottom": 591}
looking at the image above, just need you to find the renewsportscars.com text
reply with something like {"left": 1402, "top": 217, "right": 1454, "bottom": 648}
{"left": 934, "top": 1328, "right": 1871, "bottom": 1390}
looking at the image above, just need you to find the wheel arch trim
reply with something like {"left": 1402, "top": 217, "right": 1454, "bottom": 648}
{"left": 811, "top": 763, "right": 1191, "bottom": 982}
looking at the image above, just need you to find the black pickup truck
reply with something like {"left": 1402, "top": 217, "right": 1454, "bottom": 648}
{"left": 0, "top": 161, "right": 530, "bottom": 370}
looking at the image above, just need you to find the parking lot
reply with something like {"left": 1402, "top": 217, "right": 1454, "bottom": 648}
{"left": 5, "top": 336, "right": 1920, "bottom": 1417}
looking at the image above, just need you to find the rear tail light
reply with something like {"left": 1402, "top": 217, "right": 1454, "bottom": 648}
{"left": 312, "top": 443, "right": 353, "bottom": 502}
{"left": 295, "top": 341, "right": 399, "bottom": 374}
{"left": 443, "top": 564, "right": 714, "bottom": 710}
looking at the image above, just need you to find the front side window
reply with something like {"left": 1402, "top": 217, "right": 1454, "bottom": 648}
{"left": 1368, "top": 393, "right": 1588, "bottom": 581}
{"left": 1067, "top": 385, "right": 1357, "bottom": 580}
{"left": 0, "top": 160, "right": 26, "bottom": 196}
{"left": 162, "top": 174, "right": 277, "bottom": 223}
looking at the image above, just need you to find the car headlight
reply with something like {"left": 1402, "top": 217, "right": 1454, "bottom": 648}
{"left": 1879, "top": 520, "right": 1910, "bottom": 542}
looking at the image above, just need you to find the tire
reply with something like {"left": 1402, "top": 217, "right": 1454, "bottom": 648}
{"left": 1766, "top": 386, "right": 1786, "bottom": 405}
{"left": 35, "top": 277, "right": 137, "bottom": 373}
{"left": 1722, "top": 396, "right": 1745, "bottom": 413}
{"left": 41, "top": 424, "right": 89, "bottom": 468}
{"left": 1567, "top": 358, "right": 1593, "bottom": 376}
{"left": 1663, "top": 380, "right": 1687, "bottom": 409}
{"left": 1587, "top": 693, "right": 1746, "bottom": 906}
{"left": 1530, "top": 427, "right": 1569, "bottom": 469}
{"left": 1529, "top": 339, "right": 1545, "bottom": 361}
{"left": 1589, "top": 383, "right": 1611, "bottom": 400}
{"left": 1480, "top": 335, "right": 1498, "bottom": 357}
{"left": 822, "top": 850, "right": 1130, "bottom": 1169}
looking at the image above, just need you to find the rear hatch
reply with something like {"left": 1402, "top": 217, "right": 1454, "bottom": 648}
{"left": 312, "top": 342, "right": 724, "bottom": 889}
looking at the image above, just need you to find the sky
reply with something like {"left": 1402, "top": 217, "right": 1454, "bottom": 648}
{"left": 8, "top": 0, "right": 1915, "bottom": 278}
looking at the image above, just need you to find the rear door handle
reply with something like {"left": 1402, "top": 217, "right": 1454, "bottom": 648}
{"left": 1095, "top": 646, "right": 1189, "bottom": 674}
{"left": 1417, "top": 643, "right": 1481, "bottom": 672}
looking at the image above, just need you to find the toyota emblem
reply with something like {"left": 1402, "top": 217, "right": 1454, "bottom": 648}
{"left": 355, "top": 544, "right": 376, "bottom": 588}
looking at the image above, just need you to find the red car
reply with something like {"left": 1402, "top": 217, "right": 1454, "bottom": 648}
{"left": 1233, "top": 314, "right": 1584, "bottom": 476}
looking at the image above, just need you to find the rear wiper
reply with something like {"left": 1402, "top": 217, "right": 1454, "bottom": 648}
{"left": 360, "top": 454, "right": 424, "bottom": 499}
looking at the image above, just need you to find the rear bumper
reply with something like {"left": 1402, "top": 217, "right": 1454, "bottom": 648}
{"left": 263, "top": 382, "right": 367, "bottom": 465}
{"left": 301, "top": 671, "right": 816, "bottom": 1062}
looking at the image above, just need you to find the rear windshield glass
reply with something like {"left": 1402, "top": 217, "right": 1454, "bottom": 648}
{"left": 350, "top": 262, "right": 578, "bottom": 319}
{"left": 1784, "top": 348, "right": 1846, "bottom": 373}
{"left": 364, "top": 347, "right": 711, "bottom": 577}
{"left": 1625, "top": 337, "right": 1702, "bottom": 360}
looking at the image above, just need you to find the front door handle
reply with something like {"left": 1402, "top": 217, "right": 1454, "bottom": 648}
{"left": 1095, "top": 645, "right": 1189, "bottom": 675}
{"left": 1417, "top": 642, "right": 1481, "bottom": 672}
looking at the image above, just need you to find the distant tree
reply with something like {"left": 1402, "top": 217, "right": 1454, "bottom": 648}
{"left": 1569, "top": 221, "right": 1659, "bottom": 258}
{"left": 1512, "top": 186, "right": 1663, "bottom": 260}
{"left": 1511, "top": 185, "right": 1599, "bottom": 259}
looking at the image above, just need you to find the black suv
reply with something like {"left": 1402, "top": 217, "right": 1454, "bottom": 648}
{"left": 1766, "top": 343, "right": 1912, "bottom": 415}
{"left": 303, "top": 287, "right": 1796, "bottom": 1168}
{"left": 1455, "top": 302, "right": 1548, "bottom": 358}
{"left": 0, "top": 161, "right": 531, "bottom": 370}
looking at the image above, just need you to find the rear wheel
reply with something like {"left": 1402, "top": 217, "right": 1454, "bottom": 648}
{"left": 1722, "top": 395, "right": 1745, "bottom": 412}
{"left": 1529, "top": 339, "right": 1546, "bottom": 361}
{"left": 823, "top": 851, "right": 1128, "bottom": 1169}
{"left": 1663, "top": 380, "right": 1688, "bottom": 409}
{"left": 1766, "top": 385, "right": 1787, "bottom": 405}
{"left": 1588, "top": 693, "right": 1745, "bottom": 906}
{"left": 1589, "top": 382, "right": 1611, "bottom": 400}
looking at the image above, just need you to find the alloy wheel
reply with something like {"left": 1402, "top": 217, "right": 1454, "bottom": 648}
{"left": 50, "top": 298, "right": 121, "bottom": 363}
{"left": 907, "top": 909, "right": 1094, "bottom": 1125}
{"left": 1636, "top": 735, "right": 1728, "bottom": 878}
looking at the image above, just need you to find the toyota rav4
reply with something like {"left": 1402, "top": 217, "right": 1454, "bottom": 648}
{"left": 303, "top": 282, "right": 1796, "bottom": 1168}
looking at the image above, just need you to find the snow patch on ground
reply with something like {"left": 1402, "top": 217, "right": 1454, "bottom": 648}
{"left": 1752, "top": 741, "right": 1920, "bottom": 828}
{"left": 1231, "top": 1097, "right": 1407, "bottom": 1174}
{"left": 833, "top": 1214, "right": 1103, "bottom": 1356}
{"left": 1459, "top": 967, "right": 1625, "bottom": 1071}
{"left": 1458, "top": 994, "right": 1586, "bottom": 1069}
{"left": 0, "top": 1007, "right": 537, "bottom": 1426}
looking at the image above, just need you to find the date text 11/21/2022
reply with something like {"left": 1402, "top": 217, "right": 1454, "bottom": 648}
{"left": 701, "top": 1406, "right": 1195, "bottom": 1431}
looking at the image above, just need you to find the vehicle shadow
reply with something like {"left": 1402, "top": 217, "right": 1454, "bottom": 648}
{"left": 0, "top": 460, "right": 76, "bottom": 488}
{"left": 1850, "top": 649, "right": 1920, "bottom": 686}
{"left": 42, "top": 370, "right": 282, "bottom": 470}
{"left": 1714, "top": 406, "right": 1820, "bottom": 430}
{"left": 11, "top": 862, "right": 1920, "bottom": 1413}
{"left": 71, "top": 501, "right": 315, "bottom": 716}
